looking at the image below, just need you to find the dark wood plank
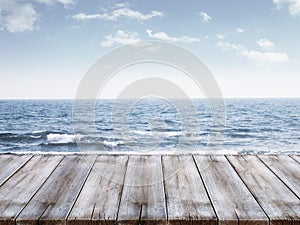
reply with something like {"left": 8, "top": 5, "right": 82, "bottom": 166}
{"left": 227, "top": 155, "right": 300, "bottom": 225}
{"left": 0, "top": 155, "right": 63, "bottom": 225}
{"left": 162, "top": 155, "right": 216, "bottom": 225}
{"left": 0, "top": 154, "right": 32, "bottom": 186}
{"left": 259, "top": 155, "right": 300, "bottom": 199}
{"left": 16, "top": 155, "right": 97, "bottom": 225}
{"left": 291, "top": 155, "right": 300, "bottom": 163}
{"left": 68, "top": 155, "right": 128, "bottom": 225}
{"left": 194, "top": 155, "right": 268, "bottom": 225}
{"left": 117, "top": 155, "right": 166, "bottom": 225}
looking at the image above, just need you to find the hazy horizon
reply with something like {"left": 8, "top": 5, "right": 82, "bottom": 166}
{"left": 1, "top": 97, "right": 300, "bottom": 100}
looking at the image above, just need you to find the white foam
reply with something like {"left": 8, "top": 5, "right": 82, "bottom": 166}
{"left": 133, "top": 130, "right": 152, "bottom": 135}
{"left": 103, "top": 140, "right": 124, "bottom": 147}
{"left": 30, "top": 135, "right": 41, "bottom": 139}
{"left": 32, "top": 130, "right": 45, "bottom": 134}
{"left": 46, "top": 133, "right": 84, "bottom": 144}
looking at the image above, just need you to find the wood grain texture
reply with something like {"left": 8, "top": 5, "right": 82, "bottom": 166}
{"left": 117, "top": 155, "right": 166, "bottom": 225}
{"left": 0, "top": 154, "right": 299, "bottom": 225}
{"left": 0, "top": 154, "right": 32, "bottom": 186}
{"left": 16, "top": 155, "right": 96, "bottom": 225}
{"left": 259, "top": 155, "right": 300, "bottom": 199}
{"left": 68, "top": 155, "right": 128, "bottom": 225}
{"left": 0, "top": 155, "right": 63, "bottom": 225}
{"left": 227, "top": 155, "right": 300, "bottom": 225}
{"left": 194, "top": 155, "right": 268, "bottom": 225}
{"left": 291, "top": 155, "right": 300, "bottom": 163}
{"left": 162, "top": 155, "right": 216, "bottom": 225}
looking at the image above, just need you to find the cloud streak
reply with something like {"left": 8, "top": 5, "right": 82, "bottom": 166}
{"left": 236, "top": 28, "right": 245, "bottom": 33}
{"left": 36, "top": 0, "right": 76, "bottom": 7}
{"left": 257, "top": 38, "right": 274, "bottom": 50}
{"left": 199, "top": 12, "right": 211, "bottom": 22}
{"left": 146, "top": 29, "right": 200, "bottom": 43}
{"left": 218, "top": 41, "right": 289, "bottom": 64}
{"left": 71, "top": 4, "right": 163, "bottom": 21}
{"left": 101, "top": 30, "right": 141, "bottom": 47}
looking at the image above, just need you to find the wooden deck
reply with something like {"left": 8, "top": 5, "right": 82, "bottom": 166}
{"left": 0, "top": 154, "right": 299, "bottom": 225}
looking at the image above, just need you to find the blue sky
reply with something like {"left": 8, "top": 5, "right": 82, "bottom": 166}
{"left": 0, "top": 0, "right": 299, "bottom": 98}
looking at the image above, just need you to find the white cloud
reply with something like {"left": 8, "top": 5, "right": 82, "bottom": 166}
{"left": 71, "top": 4, "right": 163, "bottom": 21}
{"left": 36, "top": 0, "right": 76, "bottom": 8}
{"left": 240, "top": 50, "right": 289, "bottom": 64}
{"left": 0, "top": 0, "right": 38, "bottom": 33}
{"left": 146, "top": 29, "right": 200, "bottom": 43}
{"left": 273, "top": 0, "right": 300, "bottom": 15}
{"left": 257, "top": 38, "right": 275, "bottom": 50}
{"left": 71, "top": 13, "right": 101, "bottom": 20}
{"left": 216, "top": 34, "right": 224, "bottom": 39}
{"left": 236, "top": 28, "right": 245, "bottom": 33}
{"left": 57, "top": 0, "right": 75, "bottom": 5}
{"left": 217, "top": 42, "right": 244, "bottom": 51}
{"left": 217, "top": 41, "right": 289, "bottom": 64}
{"left": 114, "top": 3, "right": 129, "bottom": 8}
{"left": 199, "top": 12, "right": 211, "bottom": 22}
{"left": 101, "top": 30, "right": 141, "bottom": 47}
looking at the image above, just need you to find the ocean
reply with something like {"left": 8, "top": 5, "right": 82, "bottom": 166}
{"left": 0, "top": 99, "right": 299, "bottom": 154}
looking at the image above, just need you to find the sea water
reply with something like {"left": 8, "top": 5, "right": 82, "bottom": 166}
{"left": 0, "top": 99, "right": 299, "bottom": 154}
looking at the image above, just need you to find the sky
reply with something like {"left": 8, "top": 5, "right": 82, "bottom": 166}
{"left": 0, "top": 0, "right": 300, "bottom": 99}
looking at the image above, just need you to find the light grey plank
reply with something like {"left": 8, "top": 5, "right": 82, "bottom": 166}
{"left": 117, "top": 155, "right": 166, "bottom": 225}
{"left": 259, "top": 155, "right": 300, "bottom": 199}
{"left": 0, "top": 155, "right": 63, "bottom": 225}
{"left": 162, "top": 155, "right": 216, "bottom": 225}
{"left": 68, "top": 155, "right": 128, "bottom": 225}
{"left": 227, "top": 155, "right": 300, "bottom": 225}
{"left": 194, "top": 155, "right": 268, "bottom": 225}
{"left": 16, "top": 155, "right": 96, "bottom": 225}
{"left": 0, "top": 154, "right": 32, "bottom": 186}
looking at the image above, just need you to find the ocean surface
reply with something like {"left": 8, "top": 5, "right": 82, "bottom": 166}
{"left": 0, "top": 99, "right": 299, "bottom": 154}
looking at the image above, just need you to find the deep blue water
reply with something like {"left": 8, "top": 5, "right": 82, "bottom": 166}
{"left": 0, "top": 99, "right": 299, "bottom": 154}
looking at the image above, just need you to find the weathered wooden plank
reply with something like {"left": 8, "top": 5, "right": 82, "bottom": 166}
{"left": 291, "top": 155, "right": 300, "bottom": 163}
{"left": 227, "top": 155, "right": 300, "bottom": 225}
{"left": 117, "top": 155, "right": 166, "bottom": 225}
{"left": 162, "top": 155, "right": 216, "bottom": 225}
{"left": 68, "top": 155, "right": 128, "bottom": 225}
{"left": 259, "top": 155, "right": 300, "bottom": 199}
{"left": 0, "top": 154, "right": 299, "bottom": 225}
{"left": 194, "top": 155, "right": 268, "bottom": 225}
{"left": 0, "top": 154, "right": 32, "bottom": 186}
{"left": 16, "top": 155, "right": 97, "bottom": 225}
{"left": 0, "top": 155, "right": 63, "bottom": 225}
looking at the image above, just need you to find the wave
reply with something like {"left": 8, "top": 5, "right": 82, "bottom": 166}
{"left": 132, "top": 130, "right": 183, "bottom": 137}
{"left": 228, "top": 133, "right": 257, "bottom": 139}
{"left": 164, "top": 119, "right": 181, "bottom": 125}
{"left": 163, "top": 131, "right": 183, "bottom": 136}
{"left": 32, "top": 130, "right": 46, "bottom": 134}
{"left": 0, "top": 133, "right": 27, "bottom": 142}
{"left": 30, "top": 135, "right": 41, "bottom": 139}
{"left": 103, "top": 140, "right": 124, "bottom": 147}
{"left": 133, "top": 130, "right": 152, "bottom": 136}
{"left": 46, "top": 133, "right": 85, "bottom": 144}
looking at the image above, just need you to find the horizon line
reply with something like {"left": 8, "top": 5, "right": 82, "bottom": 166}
{"left": 1, "top": 97, "right": 300, "bottom": 100}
